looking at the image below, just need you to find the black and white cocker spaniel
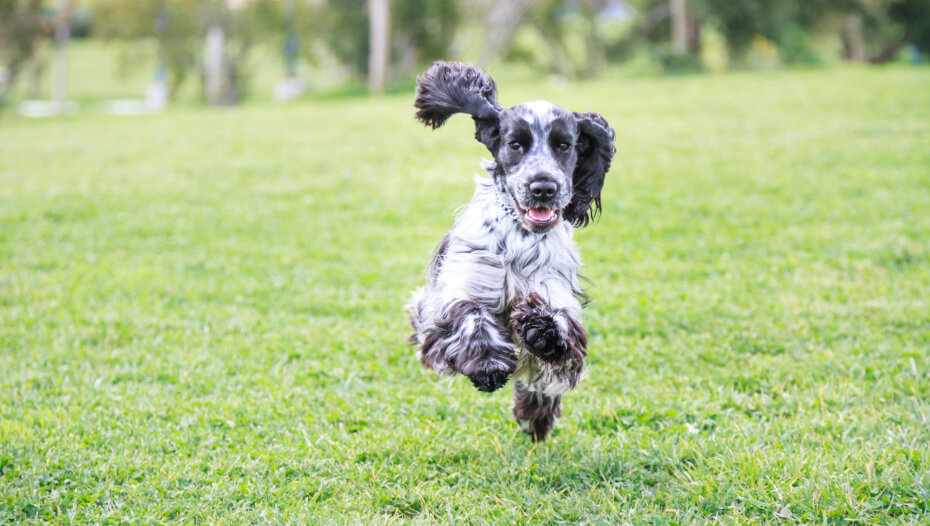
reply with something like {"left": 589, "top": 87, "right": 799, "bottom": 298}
{"left": 406, "top": 61, "right": 616, "bottom": 441}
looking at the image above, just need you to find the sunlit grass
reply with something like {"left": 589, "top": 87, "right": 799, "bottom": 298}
{"left": 1, "top": 65, "right": 929, "bottom": 524}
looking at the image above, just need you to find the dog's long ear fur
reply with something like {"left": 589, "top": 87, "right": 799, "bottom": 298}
{"left": 565, "top": 112, "right": 616, "bottom": 227}
{"left": 414, "top": 61, "right": 503, "bottom": 152}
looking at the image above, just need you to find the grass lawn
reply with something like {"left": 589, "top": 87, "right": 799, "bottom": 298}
{"left": 1, "top": 65, "right": 929, "bottom": 524}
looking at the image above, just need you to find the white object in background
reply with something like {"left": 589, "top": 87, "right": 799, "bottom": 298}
{"left": 204, "top": 26, "right": 226, "bottom": 105}
{"left": 18, "top": 100, "right": 78, "bottom": 117}
{"left": 274, "top": 77, "right": 306, "bottom": 102}
{"left": 146, "top": 80, "right": 168, "bottom": 109}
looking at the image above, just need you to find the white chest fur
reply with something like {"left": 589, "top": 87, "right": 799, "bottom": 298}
{"left": 445, "top": 178, "right": 582, "bottom": 315}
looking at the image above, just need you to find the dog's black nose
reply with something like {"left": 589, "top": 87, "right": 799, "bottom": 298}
{"left": 529, "top": 180, "right": 558, "bottom": 200}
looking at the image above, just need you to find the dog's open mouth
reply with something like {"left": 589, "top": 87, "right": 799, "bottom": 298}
{"left": 519, "top": 206, "right": 561, "bottom": 233}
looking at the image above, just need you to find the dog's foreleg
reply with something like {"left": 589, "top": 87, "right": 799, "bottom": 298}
{"left": 510, "top": 291, "right": 587, "bottom": 371}
{"left": 412, "top": 297, "right": 516, "bottom": 393}
{"left": 509, "top": 288, "right": 584, "bottom": 439}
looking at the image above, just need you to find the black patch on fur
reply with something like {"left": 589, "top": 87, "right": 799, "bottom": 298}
{"left": 469, "top": 369, "right": 511, "bottom": 393}
{"left": 565, "top": 112, "right": 616, "bottom": 227}
{"left": 414, "top": 61, "right": 503, "bottom": 152}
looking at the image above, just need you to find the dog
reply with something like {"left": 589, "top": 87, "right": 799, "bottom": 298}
{"left": 406, "top": 61, "right": 615, "bottom": 441}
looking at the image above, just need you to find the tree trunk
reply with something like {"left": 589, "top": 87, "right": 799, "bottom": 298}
{"left": 368, "top": 0, "right": 390, "bottom": 94}
{"left": 204, "top": 25, "right": 227, "bottom": 104}
{"left": 670, "top": 0, "right": 687, "bottom": 54}
{"left": 843, "top": 13, "right": 867, "bottom": 62}
{"left": 869, "top": 39, "right": 906, "bottom": 64}
{"left": 0, "top": 64, "right": 23, "bottom": 115}
{"left": 686, "top": 10, "right": 701, "bottom": 55}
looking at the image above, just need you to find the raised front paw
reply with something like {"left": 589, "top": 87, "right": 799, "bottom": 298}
{"left": 511, "top": 293, "right": 570, "bottom": 363}
{"left": 521, "top": 316, "right": 569, "bottom": 362}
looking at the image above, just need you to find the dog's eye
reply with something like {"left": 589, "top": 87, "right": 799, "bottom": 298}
{"left": 509, "top": 141, "right": 522, "bottom": 151}
{"left": 558, "top": 142, "right": 571, "bottom": 152}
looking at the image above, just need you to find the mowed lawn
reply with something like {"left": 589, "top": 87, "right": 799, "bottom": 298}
{"left": 1, "top": 66, "right": 929, "bottom": 524}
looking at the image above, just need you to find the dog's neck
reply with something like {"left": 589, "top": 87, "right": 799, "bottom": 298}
{"left": 494, "top": 181, "right": 520, "bottom": 221}
{"left": 482, "top": 160, "right": 521, "bottom": 222}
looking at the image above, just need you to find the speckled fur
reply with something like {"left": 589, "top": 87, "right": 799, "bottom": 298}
{"left": 406, "top": 61, "right": 615, "bottom": 441}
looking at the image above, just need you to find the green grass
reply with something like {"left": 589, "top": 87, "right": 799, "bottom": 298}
{"left": 2, "top": 65, "right": 930, "bottom": 524}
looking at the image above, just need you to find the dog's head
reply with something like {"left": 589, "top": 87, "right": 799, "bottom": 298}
{"left": 414, "top": 61, "right": 616, "bottom": 233}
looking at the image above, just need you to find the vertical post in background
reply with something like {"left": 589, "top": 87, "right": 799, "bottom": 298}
{"left": 204, "top": 25, "right": 226, "bottom": 105}
{"left": 53, "top": 0, "right": 74, "bottom": 109}
{"left": 670, "top": 0, "right": 687, "bottom": 55}
{"left": 368, "top": 0, "right": 390, "bottom": 94}
{"left": 284, "top": 0, "right": 298, "bottom": 79}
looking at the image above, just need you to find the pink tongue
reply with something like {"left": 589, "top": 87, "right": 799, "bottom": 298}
{"left": 527, "top": 208, "right": 555, "bottom": 222}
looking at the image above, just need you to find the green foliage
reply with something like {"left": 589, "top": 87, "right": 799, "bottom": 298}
{"left": 316, "top": 0, "right": 368, "bottom": 75}
{"left": 93, "top": 0, "right": 325, "bottom": 102}
{"left": 889, "top": 0, "right": 930, "bottom": 53}
{"left": 1, "top": 67, "right": 930, "bottom": 523}
{"left": 393, "top": 0, "right": 461, "bottom": 66}
{"left": 92, "top": 0, "right": 460, "bottom": 93}
{"left": 699, "top": 0, "right": 779, "bottom": 61}
{"left": 654, "top": 48, "right": 703, "bottom": 72}
{"left": 613, "top": 0, "right": 831, "bottom": 68}
{"left": 95, "top": 0, "right": 212, "bottom": 99}
{"left": 697, "top": 0, "right": 925, "bottom": 65}
{"left": 318, "top": 0, "right": 460, "bottom": 79}
{"left": 516, "top": 0, "right": 612, "bottom": 78}
{"left": 0, "top": 0, "right": 46, "bottom": 108}
{"left": 776, "top": 23, "right": 820, "bottom": 65}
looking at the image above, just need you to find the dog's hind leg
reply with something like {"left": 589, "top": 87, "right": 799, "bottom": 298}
{"left": 512, "top": 380, "right": 562, "bottom": 441}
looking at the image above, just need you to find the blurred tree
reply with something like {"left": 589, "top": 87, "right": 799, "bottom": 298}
{"left": 528, "top": 0, "right": 574, "bottom": 76}
{"left": 842, "top": 0, "right": 930, "bottom": 63}
{"left": 317, "top": 0, "right": 459, "bottom": 88}
{"left": 692, "top": 0, "right": 842, "bottom": 65}
{"left": 889, "top": 0, "right": 930, "bottom": 55}
{"left": 474, "top": 0, "right": 537, "bottom": 66}
{"left": 516, "top": 0, "right": 612, "bottom": 78}
{"left": 606, "top": 0, "right": 701, "bottom": 71}
{"left": 317, "top": 0, "right": 368, "bottom": 76}
{"left": 670, "top": 0, "right": 686, "bottom": 53}
{"left": 95, "top": 0, "right": 200, "bottom": 100}
{"left": 393, "top": 0, "right": 460, "bottom": 77}
{"left": 95, "top": 0, "right": 288, "bottom": 103}
{"left": 51, "top": 0, "right": 74, "bottom": 108}
{"left": 579, "top": 0, "right": 610, "bottom": 76}
{"left": 0, "top": 0, "right": 47, "bottom": 113}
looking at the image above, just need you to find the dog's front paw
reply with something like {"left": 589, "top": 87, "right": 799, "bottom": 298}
{"left": 522, "top": 321, "right": 569, "bottom": 363}
{"left": 511, "top": 293, "right": 570, "bottom": 363}
{"left": 467, "top": 367, "right": 512, "bottom": 393}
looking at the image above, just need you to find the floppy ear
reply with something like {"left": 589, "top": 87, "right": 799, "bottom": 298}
{"left": 414, "top": 61, "right": 503, "bottom": 152}
{"left": 564, "top": 112, "right": 616, "bottom": 227}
